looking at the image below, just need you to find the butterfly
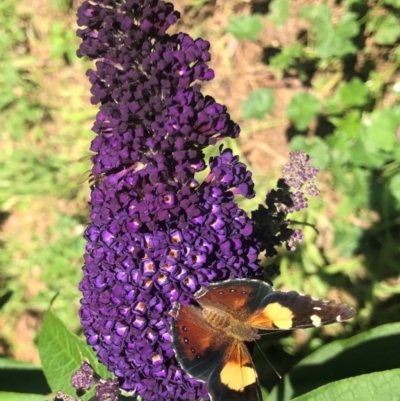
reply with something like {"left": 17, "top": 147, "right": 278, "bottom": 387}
{"left": 170, "top": 278, "right": 355, "bottom": 401}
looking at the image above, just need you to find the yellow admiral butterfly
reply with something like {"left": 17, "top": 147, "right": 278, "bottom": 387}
{"left": 170, "top": 278, "right": 355, "bottom": 401}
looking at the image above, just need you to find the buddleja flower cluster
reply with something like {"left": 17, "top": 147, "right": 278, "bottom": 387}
{"left": 76, "top": 1, "right": 318, "bottom": 400}
{"left": 52, "top": 361, "right": 119, "bottom": 401}
{"left": 252, "top": 150, "right": 319, "bottom": 257}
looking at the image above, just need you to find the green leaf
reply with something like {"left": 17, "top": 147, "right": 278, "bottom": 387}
{"left": 270, "top": 43, "right": 303, "bottom": 71}
{"left": 333, "top": 218, "right": 364, "bottom": 257}
{"left": 261, "top": 386, "right": 269, "bottom": 400}
{"left": 299, "top": 4, "right": 330, "bottom": 22}
{"left": 225, "top": 14, "right": 263, "bottom": 41}
{"left": 337, "top": 77, "right": 369, "bottom": 108}
{"left": 334, "top": 167, "right": 371, "bottom": 208}
{"left": 325, "top": 79, "right": 370, "bottom": 114}
{"left": 369, "top": 14, "right": 400, "bottom": 45}
{"left": 289, "top": 135, "right": 329, "bottom": 169}
{"left": 0, "top": 393, "right": 48, "bottom": 401}
{"left": 242, "top": 89, "right": 275, "bottom": 120}
{"left": 299, "top": 5, "right": 359, "bottom": 59}
{"left": 50, "top": 21, "right": 80, "bottom": 62}
{"left": 266, "top": 323, "right": 400, "bottom": 401}
{"left": 389, "top": 174, "right": 400, "bottom": 202}
{"left": 364, "top": 106, "right": 400, "bottom": 152}
{"left": 328, "top": 112, "right": 364, "bottom": 167}
{"left": 330, "top": 110, "right": 363, "bottom": 139}
{"left": 38, "top": 309, "right": 110, "bottom": 399}
{"left": 383, "top": 0, "right": 400, "bottom": 8}
{"left": 347, "top": 138, "right": 389, "bottom": 169}
{"left": 286, "top": 93, "right": 321, "bottom": 131}
{"left": 335, "top": 12, "right": 360, "bottom": 43}
{"left": 268, "top": 0, "right": 290, "bottom": 26}
{"left": 291, "top": 369, "right": 400, "bottom": 401}
{"left": 382, "top": 0, "right": 400, "bottom": 6}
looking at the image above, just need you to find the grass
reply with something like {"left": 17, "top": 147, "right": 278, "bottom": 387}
{"left": 0, "top": 0, "right": 94, "bottom": 359}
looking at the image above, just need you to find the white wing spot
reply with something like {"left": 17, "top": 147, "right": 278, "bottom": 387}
{"left": 336, "top": 315, "right": 342, "bottom": 322}
{"left": 313, "top": 307, "right": 322, "bottom": 311}
{"left": 310, "top": 314, "right": 322, "bottom": 327}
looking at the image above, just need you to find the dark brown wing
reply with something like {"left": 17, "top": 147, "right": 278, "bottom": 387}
{"left": 170, "top": 302, "right": 231, "bottom": 382}
{"left": 248, "top": 290, "right": 355, "bottom": 330}
{"left": 195, "top": 278, "right": 273, "bottom": 322}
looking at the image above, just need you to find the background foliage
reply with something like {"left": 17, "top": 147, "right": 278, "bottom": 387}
{"left": 0, "top": 0, "right": 399, "bottom": 400}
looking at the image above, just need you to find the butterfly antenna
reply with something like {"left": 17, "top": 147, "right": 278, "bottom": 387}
{"left": 255, "top": 341, "right": 282, "bottom": 380}
{"left": 259, "top": 330, "right": 284, "bottom": 336}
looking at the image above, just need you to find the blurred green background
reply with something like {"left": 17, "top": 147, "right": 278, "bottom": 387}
{"left": 0, "top": 0, "right": 94, "bottom": 363}
{"left": 0, "top": 0, "right": 400, "bottom": 399}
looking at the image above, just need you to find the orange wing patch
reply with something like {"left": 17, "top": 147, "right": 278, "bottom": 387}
{"left": 219, "top": 342, "right": 258, "bottom": 392}
{"left": 220, "top": 361, "right": 257, "bottom": 391}
{"left": 250, "top": 302, "right": 294, "bottom": 329}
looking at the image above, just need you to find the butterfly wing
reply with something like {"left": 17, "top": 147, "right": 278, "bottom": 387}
{"left": 248, "top": 290, "right": 355, "bottom": 330}
{"left": 195, "top": 278, "right": 273, "bottom": 322}
{"left": 170, "top": 303, "right": 231, "bottom": 382}
{"left": 195, "top": 278, "right": 354, "bottom": 330}
{"left": 207, "top": 340, "right": 262, "bottom": 401}
{"left": 170, "top": 302, "right": 262, "bottom": 401}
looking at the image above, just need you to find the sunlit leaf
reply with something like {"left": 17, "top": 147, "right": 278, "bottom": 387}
{"left": 291, "top": 369, "right": 400, "bottom": 401}
{"left": 225, "top": 14, "right": 263, "bottom": 41}
{"left": 389, "top": 174, "right": 400, "bottom": 203}
{"left": 286, "top": 93, "right": 321, "bottom": 131}
{"left": 382, "top": 0, "right": 400, "bottom": 5}
{"left": 369, "top": 14, "right": 400, "bottom": 45}
{"left": 242, "top": 89, "right": 275, "bottom": 120}
{"left": 337, "top": 78, "right": 369, "bottom": 108}
{"left": 268, "top": 0, "right": 290, "bottom": 26}
{"left": 300, "top": 5, "right": 359, "bottom": 59}
{"left": 267, "top": 323, "right": 400, "bottom": 401}
{"left": 38, "top": 309, "right": 110, "bottom": 399}
{"left": 364, "top": 106, "right": 400, "bottom": 152}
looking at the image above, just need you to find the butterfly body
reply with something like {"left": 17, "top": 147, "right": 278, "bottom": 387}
{"left": 202, "top": 308, "right": 260, "bottom": 342}
{"left": 170, "top": 278, "right": 355, "bottom": 401}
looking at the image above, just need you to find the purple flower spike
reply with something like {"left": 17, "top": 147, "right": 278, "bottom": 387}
{"left": 77, "top": 0, "right": 261, "bottom": 399}
{"left": 77, "top": 1, "right": 319, "bottom": 400}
